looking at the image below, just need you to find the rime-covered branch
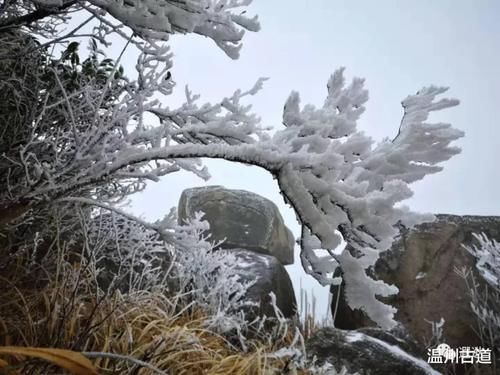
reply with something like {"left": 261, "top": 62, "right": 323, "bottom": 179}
{"left": 88, "top": 0, "right": 260, "bottom": 59}
{"left": 270, "top": 70, "right": 463, "bottom": 328}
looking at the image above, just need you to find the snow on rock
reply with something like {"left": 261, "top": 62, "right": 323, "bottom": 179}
{"left": 224, "top": 248, "right": 297, "bottom": 320}
{"left": 345, "top": 331, "right": 439, "bottom": 375}
{"left": 415, "top": 272, "right": 427, "bottom": 280}
{"left": 332, "top": 214, "right": 500, "bottom": 351}
{"left": 306, "top": 327, "right": 439, "bottom": 375}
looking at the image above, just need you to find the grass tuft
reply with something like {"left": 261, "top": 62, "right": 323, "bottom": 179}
{"left": 0, "top": 252, "right": 315, "bottom": 374}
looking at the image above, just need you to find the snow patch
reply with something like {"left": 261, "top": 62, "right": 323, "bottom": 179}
{"left": 344, "top": 332, "right": 365, "bottom": 343}
{"left": 344, "top": 331, "right": 440, "bottom": 375}
{"left": 415, "top": 272, "right": 427, "bottom": 280}
{"left": 236, "top": 260, "right": 257, "bottom": 268}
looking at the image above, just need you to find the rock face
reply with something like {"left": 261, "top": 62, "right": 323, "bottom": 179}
{"left": 178, "top": 186, "right": 297, "bottom": 320}
{"left": 178, "top": 186, "right": 294, "bottom": 265}
{"left": 229, "top": 249, "right": 296, "bottom": 319}
{"left": 306, "top": 327, "right": 439, "bottom": 375}
{"left": 332, "top": 214, "right": 500, "bottom": 350}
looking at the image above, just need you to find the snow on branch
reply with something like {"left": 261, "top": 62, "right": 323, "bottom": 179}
{"left": 88, "top": 0, "right": 260, "bottom": 58}
{"left": 2, "top": 60, "right": 462, "bottom": 330}
{"left": 85, "top": 207, "right": 171, "bottom": 293}
{"left": 2, "top": 58, "right": 267, "bottom": 204}
{"left": 270, "top": 69, "right": 463, "bottom": 328}
{"left": 359, "top": 86, "right": 463, "bottom": 189}
{"left": 459, "top": 233, "right": 500, "bottom": 356}
{"left": 172, "top": 212, "right": 258, "bottom": 336}
{"left": 463, "top": 233, "right": 500, "bottom": 288}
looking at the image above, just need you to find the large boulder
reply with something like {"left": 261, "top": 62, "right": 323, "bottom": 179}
{"left": 331, "top": 214, "right": 500, "bottom": 350}
{"left": 227, "top": 249, "right": 297, "bottom": 320}
{"left": 306, "top": 327, "right": 439, "bottom": 375}
{"left": 178, "top": 186, "right": 295, "bottom": 265}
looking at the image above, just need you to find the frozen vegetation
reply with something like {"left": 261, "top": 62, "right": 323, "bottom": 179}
{"left": 0, "top": 1, "right": 469, "bottom": 373}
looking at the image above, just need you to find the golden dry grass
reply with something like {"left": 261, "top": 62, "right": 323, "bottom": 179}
{"left": 0, "top": 254, "right": 311, "bottom": 375}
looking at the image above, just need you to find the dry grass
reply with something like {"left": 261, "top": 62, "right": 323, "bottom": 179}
{"left": 0, "top": 252, "right": 310, "bottom": 375}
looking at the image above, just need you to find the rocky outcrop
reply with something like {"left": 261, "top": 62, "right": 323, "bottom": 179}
{"left": 178, "top": 186, "right": 294, "bottom": 265}
{"left": 229, "top": 249, "right": 296, "bottom": 319}
{"left": 306, "top": 327, "right": 440, "bottom": 375}
{"left": 178, "top": 186, "right": 297, "bottom": 320}
{"left": 331, "top": 214, "right": 500, "bottom": 350}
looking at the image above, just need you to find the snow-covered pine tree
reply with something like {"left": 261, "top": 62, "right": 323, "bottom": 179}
{"left": 0, "top": 0, "right": 464, "bottom": 329}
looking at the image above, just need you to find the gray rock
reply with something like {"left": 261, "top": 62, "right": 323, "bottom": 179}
{"left": 331, "top": 214, "right": 500, "bottom": 350}
{"left": 228, "top": 248, "right": 297, "bottom": 320}
{"left": 178, "top": 186, "right": 294, "bottom": 265}
{"left": 306, "top": 327, "right": 440, "bottom": 375}
{"left": 356, "top": 327, "right": 422, "bottom": 358}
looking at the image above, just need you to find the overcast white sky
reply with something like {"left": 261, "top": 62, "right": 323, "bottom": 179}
{"left": 128, "top": 0, "right": 500, "bottom": 320}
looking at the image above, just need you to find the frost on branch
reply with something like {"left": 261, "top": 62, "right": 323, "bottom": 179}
{"left": 88, "top": 0, "right": 260, "bottom": 58}
{"left": 0, "top": 37, "right": 266, "bottom": 207}
{"left": 87, "top": 210, "right": 170, "bottom": 292}
{"left": 172, "top": 212, "right": 257, "bottom": 334}
{"left": 463, "top": 233, "right": 500, "bottom": 288}
{"left": 271, "top": 69, "right": 463, "bottom": 328}
{"left": 459, "top": 234, "right": 500, "bottom": 358}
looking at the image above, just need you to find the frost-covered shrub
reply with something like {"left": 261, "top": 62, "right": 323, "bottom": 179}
{"left": 86, "top": 211, "right": 170, "bottom": 293}
{"left": 463, "top": 233, "right": 500, "bottom": 288}
{"left": 458, "top": 233, "right": 500, "bottom": 369}
{"left": 84, "top": 208, "right": 255, "bottom": 321}
{"left": 172, "top": 212, "right": 258, "bottom": 334}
